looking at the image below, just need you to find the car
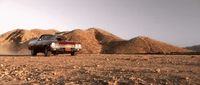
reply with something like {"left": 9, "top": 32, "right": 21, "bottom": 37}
{"left": 28, "top": 34, "right": 81, "bottom": 56}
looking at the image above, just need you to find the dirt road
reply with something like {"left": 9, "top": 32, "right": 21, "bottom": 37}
{"left": 0, "top": 54, "right": 199, "bottom": 85}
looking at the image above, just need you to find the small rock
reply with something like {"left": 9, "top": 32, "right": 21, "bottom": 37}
{"left": 96, "top": 65, "right": 100, "bottom": 67}
{"left": 4, "top": 71, "right": 9, "bottom": 75}
{"left": 185, "top": 77, "right": 189, "bottom": 80}
{"left": 73, "top": 66, "right": 77, "bottom": 69}
{"left": 155, "top": 68, "right": 161, "bottom": 73}
{"left": 27, "top": 78, "right": 31, "bottom": 81}
{"left": 52, "top": 72, "right": 57, "bottom": 75}
{"left": 0, "top": 64, "right": 3, "bottom": 67}
{"left": 106, "top": 58, "right": 109, "bottom": 61}
{"left": 73, "top": 66, "right": 80, "bottom": 69}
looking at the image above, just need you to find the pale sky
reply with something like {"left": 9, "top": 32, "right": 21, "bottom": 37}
{"left": 0, "top": 0, "right": 200, "bottom": 47}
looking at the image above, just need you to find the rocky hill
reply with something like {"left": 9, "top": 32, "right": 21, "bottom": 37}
{"left": 186, "top": 45, "right": 200, "bottom": 52}
{"left": 57, "top": 28, "right": 123, "bottom": 54}
{"left": 0, "top": 28, "right": 191, "bottom": 54}
{"left": 104, "top": 36, "right": 191, "bottom": 54}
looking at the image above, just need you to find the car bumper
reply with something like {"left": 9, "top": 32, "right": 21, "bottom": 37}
{"left": 51, "top": 48, "right": 80, "bottom": 53}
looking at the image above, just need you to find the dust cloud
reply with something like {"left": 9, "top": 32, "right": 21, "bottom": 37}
{"left": 0, "top": 46, "right": 30, "bottom": 55}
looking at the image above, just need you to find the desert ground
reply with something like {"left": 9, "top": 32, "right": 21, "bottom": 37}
{"left": 0, "top": 54, "right": 199, "bottom": 85}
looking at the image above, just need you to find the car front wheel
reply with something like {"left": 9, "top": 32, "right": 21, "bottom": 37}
{"left": 70, "top": 52, "right": 76, "bottom": 56}
{"left": 31, "top": 49, "right": 37, "bottom": 56}
{"left": 44, "top": 47, "right": 51, "bottom": 56}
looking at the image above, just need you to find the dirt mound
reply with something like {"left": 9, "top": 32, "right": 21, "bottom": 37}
{"left": 59, "top": 28, "right": 123, "bottom": 54}
{"left": 186, "top": 45, "right": 200, "bottom": 52}
{"left": 0, "top": 29, "right": 57, "bottom": 54}
{"left": 0, "top": 28, "right": 191, "bottom": 54}
{"left": 104, "top": 36, "right": 191, "bottom": 54}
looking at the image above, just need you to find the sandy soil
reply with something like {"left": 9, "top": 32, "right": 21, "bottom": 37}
{"left": 0, "top": 54, "right": 199, "bottom": 85}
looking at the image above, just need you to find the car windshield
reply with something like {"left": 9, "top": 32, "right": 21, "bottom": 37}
{"left": 40, "top": 35, "right": 55, "bottom": 40}
{"left": 56, "top": 36, "right": 65, "bottom": 41}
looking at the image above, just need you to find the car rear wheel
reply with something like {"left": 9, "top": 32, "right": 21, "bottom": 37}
{"left": 31, "top": 49, "right": 37, "bottom": 56}
{"left": 44, "top": 47, "right": 51, "bottom": 56}
{"left": 70, "top": 52, "right": 76, "bottom": 56}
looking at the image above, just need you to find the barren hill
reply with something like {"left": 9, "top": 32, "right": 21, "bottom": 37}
{"left": 104, "top": 36, "right": 191, "bottom": 54}
{"left": 0, "top": 28, "right": 191, "bottom": 54}
{"left": 186, "top": 45, "right": 200, "bottom": 52}
{"left": 57, "top": 28, "right": 123, "bottom": 53}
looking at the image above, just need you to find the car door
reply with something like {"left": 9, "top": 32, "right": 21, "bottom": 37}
{"left": 36, "top": 35, "right": 54, "bottom": 50}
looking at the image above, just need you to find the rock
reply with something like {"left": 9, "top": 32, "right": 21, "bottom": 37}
{"left": 0, "top": 64, "right": 3, "bottom": 67}
{"left": 32, "top": 83, "right": 40, "bottom": 85}
{"left": 73, "top": 66, "right": 80, "bottom": 69}
{"left": 185, "top": 77, "right": 189, "bottom": 80}
{"left": 106, "top": 58, "right": 110, "bottom": 61}
{"left": 27, "top": 78, "right": 31, "bottom": 81}
{"left": 96, "top": 65, "right": 100, "bottom": 67}
{"left": 155, "top": 68, "right": 161, "bottom": 73}
{"left": 52, "top": 72, "right": 57, "bottom": 75}
{"left": 4, "top": 71, "right": 9, "bottom": 75}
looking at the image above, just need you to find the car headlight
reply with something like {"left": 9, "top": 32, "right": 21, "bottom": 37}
{"left": 75, "top": 44, "right": 78, "bottom": 48}
{"left": 78, "top": 44, "right": 82, "bottom": 49}
{"left": 75, "top": 44, "right": 81, "bottom": 49}
{"left": 51, "top": 42, "right": 56, "bottom": 48}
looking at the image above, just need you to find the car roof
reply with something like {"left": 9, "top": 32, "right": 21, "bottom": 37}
{"left": 41, "top": 34, "right": 54, "bottom": 36}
